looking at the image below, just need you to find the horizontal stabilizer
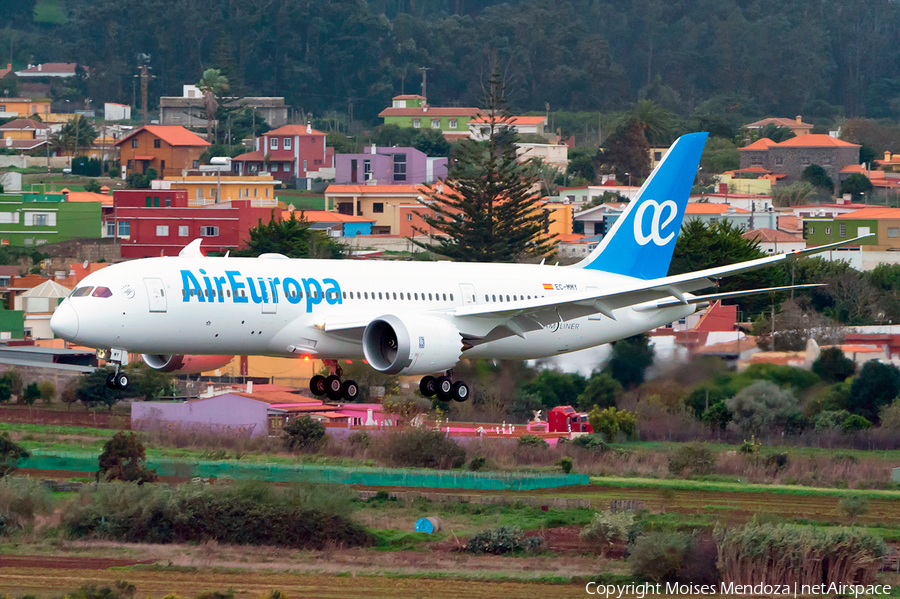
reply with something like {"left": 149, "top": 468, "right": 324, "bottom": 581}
{"left": 634, "top": 284, "right": 826, "bottom": 311}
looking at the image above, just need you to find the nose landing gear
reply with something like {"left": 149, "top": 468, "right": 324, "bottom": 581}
{"left": 101, "top": 349, "right": 130, "bottom": 390}
{"left": 309, "top": 360, "right": 359, "bottom": 401}
{"left": 420, "top": 372, "right": 470, "bottom": 402}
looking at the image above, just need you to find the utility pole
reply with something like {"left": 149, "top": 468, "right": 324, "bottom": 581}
{"left": 419, "top": 67, "right": 430, "bottom": 100}
{"left": 140, "top": 65, "right": 150, "bottom": 125}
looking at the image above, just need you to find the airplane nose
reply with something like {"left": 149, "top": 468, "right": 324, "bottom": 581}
{"left": 51, "top": 304, "right": 79, "bottom": 339}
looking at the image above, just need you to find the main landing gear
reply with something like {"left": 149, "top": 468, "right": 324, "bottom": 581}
{"left": 420, "top": 372, "right": 470, "bottom": 402}
{"left": 309, "top": 360, "right": 359, "bottom": 401}
{"left": 101, "top": 349, "right": 130, "bottom": 390}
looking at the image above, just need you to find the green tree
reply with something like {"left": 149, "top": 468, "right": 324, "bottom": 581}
{"left": 51, "top": 115, "right": 98, "bottom": 156}
{"left": 840, "top": 173, "right": 873, "bottom": 199}
{"left": 588, "top": 406, "right": 637, "bottom": 441}
{"left": 126, "top": 167, "right": 158, "bottom": 190}
{"left": 326, "top": 132, "right": 358, "bottom": 154}
{"left": 521, "top": 369, "right": 586, "bottom": 408}
{"left": 37, "top": 381, "right": 56, "bottom": 405}
{"left": 411, "top": 70, "right": 555, "bottom": 262}
{"left": 576, "top": 371, "right": 622, "bottom": 411}
{"left": 0, "top": 433, "right": 29, "bottom": 477}
{"left": 566, "top": 149, "right": 597, "bottom": 183}
{"left": 283, "top": 415, "right": 326, "bottom": 451}
{"left": 725, "top": 380, "right": 798, "bottom": 435}
{"left": 670, "top": 219, "right": 787, "bottom": 316}
{"left": 234, "top": 212, "right": 343, "bottom": 259}
{"left": 97, "top": 432, "right": 156, "bottom": 483}
{"left": 22, "top": 382, "right": 40, "bottom": 406}
{"left": 83, "top": 180, "right": 102, "bottom": 194}
{"left": 605, "top": 334, "right": 654, "bottom": 388}
{"left": 801, "top": 164, "right": 834, "bottom": 191}
{"left": 197, "top": 68, "right": 229, "bottom": 142}
{"left": 811, "top": 347, "right": 856, "bottom": 383}
{"left": 629, "top": 99, "right": 676, "bottom": 145}
{"left": 847, "top": 361, "right": 900, "bottom": 423}
{"left": 773, "top": 182, "right": 817, "bottom": 207}
{"left": 77, "top": 368, "right": 128, "bottom": 411}
{"left": 412, "top": 128, "right": 451, "bottom": 157}
{"left": 126, "top": 363, "right": 176, "bottom": 401}
{"left": 600, "top": 117, "right": 651, "bottom": 182}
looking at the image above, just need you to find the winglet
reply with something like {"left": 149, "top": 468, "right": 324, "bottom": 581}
{"left": 179, "top": 238, "right": 205, "bottom": 258}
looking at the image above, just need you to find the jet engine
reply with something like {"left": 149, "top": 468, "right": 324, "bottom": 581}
{"left": 362, "top": 314, "right": 462, "bottom": 375}
{"left": 142, "top": 354, "right": 234, "bottom": 374}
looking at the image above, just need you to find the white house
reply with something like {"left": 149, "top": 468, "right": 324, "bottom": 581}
{"left": 516, "top": 143, "right": 568, "bottom": 170}
{"left": 468, "top": 116, "right": 548, "bottom": 141}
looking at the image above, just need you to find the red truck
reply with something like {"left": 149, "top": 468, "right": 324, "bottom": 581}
{"left": 547, "top": 405, "right": 593, "bottom": 433}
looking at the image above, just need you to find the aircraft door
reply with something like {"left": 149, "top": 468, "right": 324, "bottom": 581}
{"left": 262, "top": 283, "right": 277, "bottom": 314}
{"left": 144, "top": 278, "right": 167, "bottom": 313}
{"left": 459, "top": 283, "right": 477, "bottom": 305}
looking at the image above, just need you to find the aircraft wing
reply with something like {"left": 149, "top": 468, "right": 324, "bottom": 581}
{"left": 449, "top": 235, "right": 870, "bottom": 333}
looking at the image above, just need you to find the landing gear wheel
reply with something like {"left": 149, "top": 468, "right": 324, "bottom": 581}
{"left": 309, "top": 375, "right": 326, "bottom": 396}
{"left": 341, "top": 379, "right": 360, "bottom": 402}
{"left": 420, "top": 375, "right": 437, "bottom": 397}
{"left": 106, "top": 372, "right": 117, "bottom": 390}
{"left": 325, "top": 375, "right": 343, "bottom": 401}
{"left": 114, "top": 372, "right": 129, "bottom": 390}
{"left": 435, "top": 375, "right": 453, "bottom": 401}
{"left": 451, "top": 381, "right": 470, "bottom": 402}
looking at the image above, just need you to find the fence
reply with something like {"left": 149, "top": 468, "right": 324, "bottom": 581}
{"left": 357, "top": 490, "right": 592, "bottom": 509}
{"left": 22, "top": 450, "right": 589, "bottom": 490}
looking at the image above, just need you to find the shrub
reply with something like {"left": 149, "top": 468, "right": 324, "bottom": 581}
{"left": 630, "top": 531, "right": 691, "bottom": 582}
{"left": 717, "top": 523, "right": 884, "bottom": 587}
{"left": 0, "top": 433, "right": 29, "bottom": 477}
{"left": 346, "top": 431, "right": 370, "bottom": 449}
{"left": 38, "top": 381, "right": 56, "bottom": 405}
{"left": 569, "top": 434, "right": 607, "bottom": 452}
{"left": 811, "top": 347, "right": 856, "bottom": 383}
{"left": 743, "top": 363, "right": 819, "bottom": 390}
{"left": 63, "top": 481, "right": 372, "bottom": 549}
{"left": 22, "top": 382, "right": 40, "bottom": 406}
{"left": 880, "top": 399, "right": 900, "bottom": 429}
{"left": 840, "top": 414, "right": 872, "bottom": 433}
{"left": 726, "top": 380, "right": 797, "bottom": 435}
{"left": 558, "top": 456, "right": 573, "bottom": 474}
{"left": 283, "top": 415, "right": 326, "bottom": 451}
{"left": 517, "top": 434, "right": 548, "bottom": 448}
{"left": 380, "top": 428, "right": 465, "bottom": 469}
{"left": 468, "top": 456, "right": 486, "bottom": 471}
{"left": 108, "top": 166, "right": 120, "bottom": 178}
{"left": 838, "top": 495, "right": 869, "bottom": 521}
{"left": 581, "top": 510, "right": 635, "bottom": 556}
{"left": 668, "top": 442, "right": 715, "bottom": 477}
{"left": 97, "top": 432, "right": 156, "bottom": 484}
{"left": 0, "top": 476, "right": 53, "bottom": 533}
{"left": 814, "top": 409, "right": 851, "bottom": 431}
{"left": 588, "top": 406, "right": 637, "bottom": 441}
{"left": 464, "top": 526, "right": 541, "bottom": 555}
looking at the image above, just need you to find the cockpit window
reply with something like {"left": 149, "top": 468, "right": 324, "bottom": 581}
{"left": 71, "top": 287, "right": 93, "bottom": 297}
{"left": 92, "top": 287, "right": 113, "bottom": 298}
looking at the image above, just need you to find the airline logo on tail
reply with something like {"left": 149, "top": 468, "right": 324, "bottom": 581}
{"left": 634, "top": 199, "right": 678, "bottom": 246}
{"left": 576, "top": 132, "right": 708, "bottom": 280}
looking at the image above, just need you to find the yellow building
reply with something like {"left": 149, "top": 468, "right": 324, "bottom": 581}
{"left": 0, "top": 98, "right": 51, "bottom": 119}
{"left": 541, "top": 202, "right": 573, "bottom": 240}
{"left": 204, "top": 355, "right": 321, "bottom": 388}
{"left": 0, "top": 118, "right": 50, "bottom": 141}
{"left": 718, "top": 171, "right": 774, "bottom": 195}
{"left": 325, "top": 184, "right": 421, "bottom": 235}
{"left": 155, "top": 174, "right": 277, "bottom": 205}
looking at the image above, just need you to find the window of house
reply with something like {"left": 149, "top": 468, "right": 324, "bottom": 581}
{"left": 750, "top": 155, "right": 762, "bottom": 165}
{"left": 34, "top": 214, "right": 48, "bottom": 226}
{"left": 654, "top": 151, "right": 662, "bottom": 161}
{"left": 373, "top": 203, "right": 384, "bottom": 213}
{"left": 179, "top": 226, "right": 189, "bottom": 237}
{"left": 431, "top": 118, "right": 440, "bottom": 129}
{"left": 0, "top": 106, "right": 4, "bottom": 112}
{"left": 825, "top": 226, "right": 832, "bottom": 235}
{"left": 304, "top": 159, "right": 308, "bottom": 172}
{"left": 270, "top": 137, "right": 278, "bottom": 150}
{"left": 393, "top": 153, "right": 407, "bottom": 182}
{"left": 823, "top": 156, "right": 832, "bottom": 166}
{"left": 284, "top": 137, "right": 292, "bottom": 150}
{"left": 145, "top": 197, "right": 152, "bottom": 207}
{"left": 131, "top": 139, "right": 139, "bottom": 148}
{"left": 406, "top": 213, "right": 412, "bottom": 221}
{"left": 840, "top": 223, "right": 847, "bottom": 237}
{"left": 775, "top": 155, "right": 784, "bottom": 167}
{"left": 118, "top": 221, "right": 130, "bottom": 236}
{"left": 412, "top": 119, "right": 420, "bottom": 128}
{"left": 165, "top": 197, "right": 171, "bottom": 207}
{"left": 449, "top": 118, "right": 457, "bottom": 129}
{"left": 106, "top": 222, "right": 115, "bottom": 237}
{"left": 889, "top": 228, "right": 900, "bottom": 238}
{"left": 154, "top": 139, "right": 161, "bottom": 148}
{"left": 271, "top": 162, "right": 279, "bottom": 172}
{"left": 156, "top": 225, "right": 169, "bottom": 236}
{"left": 201, "top": 226, "right": 219, "bottom": 237}
{"left": 807, "top": 226, "right": 814, "bottom": 235}
{"left": 801, "top": 156, "right": 810, "bottom": 166}
{"left": 193, "top": 160, "right": 199, "bottom": 168}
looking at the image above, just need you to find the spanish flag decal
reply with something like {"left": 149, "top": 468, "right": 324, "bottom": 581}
{"left": 542, "top": 283, "right": 554, "bottom": 290}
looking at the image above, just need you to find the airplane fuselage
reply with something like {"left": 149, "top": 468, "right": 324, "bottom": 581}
{"left": 53, "top": 256, "right": 697, "bottom": 362}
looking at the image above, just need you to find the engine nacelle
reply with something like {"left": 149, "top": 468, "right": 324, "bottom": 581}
{"left": 362, "top": 314, "right": 462, "bottom": 375}
{"left": 142, "top": 354, "right": 234, "bottom": 374}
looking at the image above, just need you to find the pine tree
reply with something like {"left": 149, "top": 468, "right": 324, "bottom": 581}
{"left": 411, "top": 70, "right": 556, "bottom": 262}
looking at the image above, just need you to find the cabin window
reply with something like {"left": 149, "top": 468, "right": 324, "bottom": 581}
{"left": 450, "top": 294, "right": 453, "bottom": 301}
{"left": 428, "top": 293, "right": 432, "bottom": 300}
{"left": 492, "top": 295, "right": 496, "bottom": 302}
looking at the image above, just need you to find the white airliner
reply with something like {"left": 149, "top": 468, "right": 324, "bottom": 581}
{"left": 50, "top": 132, "right": 863, "bottom": 402}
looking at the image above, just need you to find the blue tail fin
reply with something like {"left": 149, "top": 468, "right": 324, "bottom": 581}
{"left": 575, "top": 132, "right": 708, "bottom": 279}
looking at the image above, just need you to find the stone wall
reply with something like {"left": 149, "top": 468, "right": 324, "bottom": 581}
{"left": 38, "top": 238, "right": 123, "bottom": 265}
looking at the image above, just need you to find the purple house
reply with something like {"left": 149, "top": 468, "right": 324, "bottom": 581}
{"left": 335, "top": 145, "right": 448, "bottom": 185}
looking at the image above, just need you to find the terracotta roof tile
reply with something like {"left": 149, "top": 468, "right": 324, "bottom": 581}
{"left": 684, "top": 203, "right": 749, "bottom": 214}
{"left": 470, "top": 116, "right": 547, "bottom": 125}
{"left": 378, "top": 107, "right": 480, "bottom": 118}
{"left": 775, "top": 134, "right": 859, "bottom": 148}
{"left": 742, "top": 228, "right": 804, "bottom": 243}
{"left": 266, "top": 125, "right": 326, "bottom": 136}
{"left": 115, "top": 125, "right": 210, "bottom": 148}
{"left": 745, "top": 117, "right": 813, "bottom": 129}
{"left": 0, "top": 118, "right": 50, "bottom": 130}
{"left": 740, "top": 138, "right": 778, "bottom": 151}
{"left": 325, "top": 184, "right": 422, "bottom": 195}
{"left": 836, "top": 207, "right": 900, "bottom": 220}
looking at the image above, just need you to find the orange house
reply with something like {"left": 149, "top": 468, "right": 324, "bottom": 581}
{"left": 115, "top": 126, "right": 210, "bottom": 179}
{"left": 0, "top": 98, "right": 51, "bottom": 119}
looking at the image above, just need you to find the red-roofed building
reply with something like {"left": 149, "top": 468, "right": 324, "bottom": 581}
{"left": 469, "top": 115, "right": 548, "bottom": 141}
{"left": 742, "top": 228, "right": 806, "bottom": 254}
{"left": 232, "top": 124, "right": 333, "bottom": 182}
{"left": 115, "top": 126, "right": 210, "bottom": 179}
{"left": 379, "top": 95, "right": 479, "bottom": 140}
{"left": 739, "top": 134, "right": 860, "bottom": 194}
{"left": 744, "top": 116, "right": 813, "bottom": 136}
{"left": 15, "top": 63, "right": 85, "bottom": 78}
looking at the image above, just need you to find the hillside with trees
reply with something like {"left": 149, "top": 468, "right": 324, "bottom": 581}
{"left": 4, "top": 0, "right": 900, "bottom": 131}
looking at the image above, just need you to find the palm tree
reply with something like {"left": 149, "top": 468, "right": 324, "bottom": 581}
{"left": 197, "top": 68, "right": 229, "bottom": 142}
{"left": 629, "top": 99, "right": 676, "bottom": 145}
